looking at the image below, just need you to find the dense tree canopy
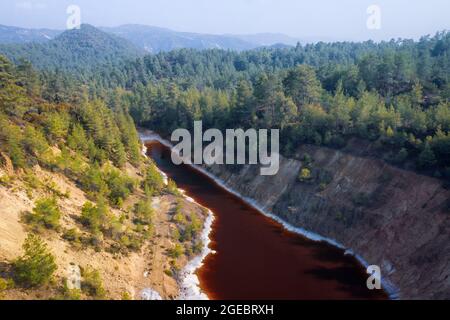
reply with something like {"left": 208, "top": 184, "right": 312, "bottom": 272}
{"left": 1, "top": 30, "right": 449, "bottom": 179}
{"left": 87, "top": 32, "right": 448, "bottom": 179}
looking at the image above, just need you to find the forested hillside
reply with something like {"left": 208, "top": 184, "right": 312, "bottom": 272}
{"left": 0, "top": 25, "right": 61, "bottom": 44}
{"left": 0, "top": 24, "right": 298, "bottom": 53}
{"left": 0, "top": 19, "right": 449, "bottom": 300}
{"left": 0, "top": 54, "right": 141, "bottom": 169}
{"left": 2, "top": 25, "right": 447, "bottom": 179}
{"left": 0, "top": 54, "right": 207, "bottom": 299}
{"left": 101, "top": 24, "right": 264, "bottom": 53}
{"left": 0, "top": 24, "right": 144, "bottom": 72}
{"left": 92, "top": 32, "right": 449, "bottom": 180}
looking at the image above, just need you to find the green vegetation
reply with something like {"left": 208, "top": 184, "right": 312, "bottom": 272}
{"left": 0, "top": 174, "right": 12, "bottom": 187}
{"left": 0, "top": 277, "right": 13, "bottom": 299}
{"left": 167, "top": 179, "right": 180, "bottom": 196}
{"left": 133, "top": 199, "right": 154, "bottom": 225}
{"left": 13, "top": 234, "right": 57, "bottom": 287}
{"left": 54, "top": 281, "right": 82, "bottom": 300}
{"left": 3, "top": 29, "right": 449, "bottom": 180}
{"left": 81, "top": 267, "right": 106, "bottom": 299}
{"left": 0, "top": 25, "right": 448, "bottom": 298}
{"left": 62, "top": 228, "right": 82, "bottom": 244}
{"left": 24, "top": 198, "right": 62, "bottom": 231}
{"left": 121, "top": 291, "right": 132, "bottom": 300}
{"left": 169, "top": 243, "right": 184, "bottom": 259}
{"left": 298, "top": 168, "right": 312, "bottom": 182}
{"left": 104, "top": 168, "right": 136, "bottom": 206}
{"left": 0, "top": 54, "right": 141, "bottom": 172}
{"left": 81, "top": 32, "right": 447, "bottom": 180}
{"left": 142, "top": 163, "right": 165, "bottom": 194}
{"left": 170, "top": 200, "right": 203, "bottom": 258}
{"left": 0, "top": 24, "right": 143, "bottom": 72}
{"left": 79, "top": 196, "right": 153, "bottom": 253}
{"left": 80, "top": 200, "right": 109, "bottom": 235}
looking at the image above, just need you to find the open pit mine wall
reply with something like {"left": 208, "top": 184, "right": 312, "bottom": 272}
{"left": 203, "top": 143, "right": 450, "bottom": 299}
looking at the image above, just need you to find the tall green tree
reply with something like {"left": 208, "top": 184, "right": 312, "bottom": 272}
{"left": 13, "top": 234, "right": 57, "bottom": 287}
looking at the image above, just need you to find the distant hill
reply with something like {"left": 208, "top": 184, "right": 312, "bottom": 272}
{"left": 100, "top": 24, "right": 299, "bottom": 53}
{"left": 0, "top": 24, "right": 144, "bottom": 71}
{"left": 231, "top": 33, "right": 299, "bottom": 47}
{"left": 0, "top": 24, "right": 61, "bottom": 44}
{"left": 100, "top": 24, "right": 255, "bottom": 53}
{"left": 0, "top": 23, "right": 300, "bottom": 54}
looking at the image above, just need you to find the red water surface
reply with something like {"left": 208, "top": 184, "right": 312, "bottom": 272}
{"left": 147, "top": 141, "right": 387, "bottom": 300}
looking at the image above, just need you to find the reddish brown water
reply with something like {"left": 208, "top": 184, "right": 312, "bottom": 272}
{"left": 147, "top": 141, "right": 387, "bottom": 300}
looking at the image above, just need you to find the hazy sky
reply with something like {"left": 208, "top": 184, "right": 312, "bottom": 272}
{"left": 1, "top": 0, "right": 449, "bottom": 41}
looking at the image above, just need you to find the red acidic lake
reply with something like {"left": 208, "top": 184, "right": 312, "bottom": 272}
{"left": 147, "top": 141, "right": 387, "bottom": 300}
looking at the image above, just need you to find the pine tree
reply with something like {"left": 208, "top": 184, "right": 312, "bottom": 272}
{"left": 418, "top": 143, "right": 437, "bottom": 169}
{"left": 283, "top": 65, "right": 322, "bottom": 109}
{"left": 13, "top": 234, "right": 57, "bottom": 287}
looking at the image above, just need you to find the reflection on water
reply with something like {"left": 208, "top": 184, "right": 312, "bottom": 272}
{"left": 147, "top": 141, "right": 387, "bottom": 300}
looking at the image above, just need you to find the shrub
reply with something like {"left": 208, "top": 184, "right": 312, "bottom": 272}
{"left": 418, "top": 143, "right": 437, "bottom": 169}
{"left": 80, "top": 200, "right": 109, "bottom": 234}
{"left": 0, "top": 277, "right": 13, "bottom": 299}
{"left": 190, "top": 214, "right": 202, "bottom": 234}
{"left": 81, "top": 164, "right": 107, "bottom": 195}
{"left": 169, "top": 243, "right": 184, "bottom": 259}
{"left": 26, "top": 198, "right": 61, "bottom": 230}
{"left": 22, "top": 125, "right": 49, "bottom": 157}
{"left": 0, "top": 174, "right": 11, "bottom": 187}
{"left": 167, "top": 179, "right": 180, "bottom": 195}
{"left": 394, "top": 148, "right": 409, "bottom": 164}
{"left": 122, "top": 291, "right": 132, "bottom": 300}
{"left": 298, "top": 168, "right": 312, "bottom": 182}
{"left": 180, "top": 214, "right": 202, "bottom": 242}
{"left": 67, "top": 124, "right": 89, "bottom": 155}
{"left": 118, "top": 233, "right": 143, "bottom": 251}
{"left": 0, "top": 119, "right": 25, "bottom": 168}
{"left": 45, "top": 181, "right": 69, "bottom": 199}
{"left": 13, "top": 234, "right": 57, "bottom": 287}
{"left": 62, "top": 228, "right": 82, "bottom": 244}
{"left": 104, "top": 169, "right": 135, "bottom": 206}
{"left": 164, "top": 269, "right": 173, "bottom": 277}
{"left": 133, "top": 199, "right": 154, "bottom": 225}
{"left": 172, "top": 228, "right": 181, "bottom": 242}
{"left": 193, "top": 241, "right": 203, "bottom": 254}
{"left": 301, "top": 153, "right": 313, "bottom": 166}
{"left": 142, "top": 163, "right": 164, "bottom": 194}
{"left": 318, "top": 169, "right": 333, "bottom": 186}
{"left": 55, "top": 281, "right": 82, "bottom": 300}
{"left": 55, "top": 147, "right": 86, "bottom": 178}
{"left": 44, "top": 112, "right": 70, "bottom": 143}
{"left": 81, "top": 267, "right": 106, "bottom": 299}
{"left": 23, "top": 171, "right": 41, "bottom": 190}
{"left": 173, "top": 212, "right": 186, "bottom": 225}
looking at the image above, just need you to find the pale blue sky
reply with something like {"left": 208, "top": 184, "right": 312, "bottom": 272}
{"left": 1, "top": 0, "right": 449, "bottom": 41}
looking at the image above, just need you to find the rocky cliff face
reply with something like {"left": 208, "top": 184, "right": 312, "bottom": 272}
{"left": 205, "top": 141, "right": 450, "bottom": 299}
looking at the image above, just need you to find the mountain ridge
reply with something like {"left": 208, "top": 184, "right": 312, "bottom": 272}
{"left": 0, "top": 24, "right": 144, "bottom": 71}
{"left": 0, "top": 23, "right": 299, "bottom": 52}
{"left": 0, "top": 24, "right": 61, "bottom": 43}
{"left": 100, "top": 24, "right": 299, "bottom": 52}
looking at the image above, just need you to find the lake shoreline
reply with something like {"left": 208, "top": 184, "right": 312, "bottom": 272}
{"left": 141, "top": 135, "right": 214, "bottom": 300}
{"left": 139, "top": 129, "right": 396, "bottom": 300}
